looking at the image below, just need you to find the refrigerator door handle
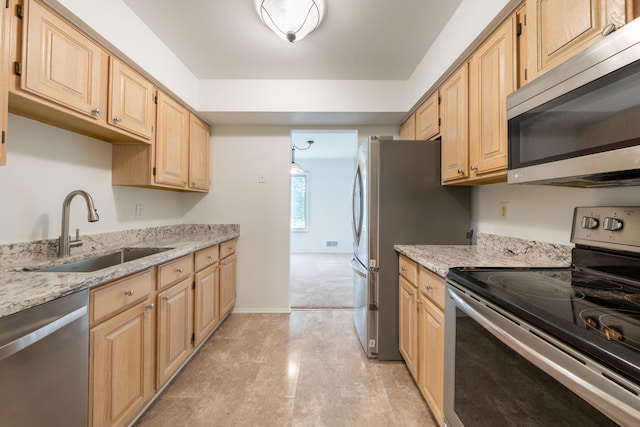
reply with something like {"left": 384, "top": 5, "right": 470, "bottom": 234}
{"left": 369, "top": 270, "right": 378, "bottom": 310}
{"left": 351, "top": 165, "right": 364, "bottom": 245}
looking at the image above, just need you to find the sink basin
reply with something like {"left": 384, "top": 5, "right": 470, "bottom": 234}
{"left": 25, "top": 247, "right": 172, "bottom": 272}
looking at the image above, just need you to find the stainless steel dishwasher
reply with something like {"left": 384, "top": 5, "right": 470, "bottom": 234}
{"left": 0, "top": 289, "right": 89, "bottom": 426}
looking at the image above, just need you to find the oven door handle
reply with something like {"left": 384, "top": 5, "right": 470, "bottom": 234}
{"left": 447, "top": 286, "right": 640, "bottom": 426}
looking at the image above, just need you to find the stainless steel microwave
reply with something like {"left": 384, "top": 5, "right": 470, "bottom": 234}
{"left": 507, "top": 18, "right": 640, "bottom": 187}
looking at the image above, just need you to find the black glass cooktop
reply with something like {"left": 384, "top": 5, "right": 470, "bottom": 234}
{"left": 447, "top": 265, "right": 640, "bottom": 386}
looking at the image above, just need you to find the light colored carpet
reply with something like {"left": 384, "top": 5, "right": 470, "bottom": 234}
{"left": 290, "top": 253, "right": 353, "bottom": 309}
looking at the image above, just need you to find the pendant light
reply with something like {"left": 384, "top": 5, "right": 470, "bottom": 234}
{"left": 255, "top": 0, "right": 325, "bottom": 43}
{"left": 290, "top": 140, "right": 314, "bottom": 174}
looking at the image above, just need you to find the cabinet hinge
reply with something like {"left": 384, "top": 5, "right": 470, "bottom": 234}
{"left": 438, "top": 95, "right": 441, "bottom": 105}
{"left": 5, "top": 0, "right": 9, "bottom": 10}
{"left": 16, "top": 3, "right": 23, "bottom": 18}
{"left": 524, "top": 69, "right": 528, "bottom": 81}
{"left": 191, "top": 333, "right": 195, "bottom": 344}
{"left": 13, "top": 61, "right": 22, "bottom": 76}
{"left": 153, "top": 95, "right": 158, "bottom": 104}
{"left": 152, "top": 167, "right": 156, "bottom": 176}
{"left": 1, "top": 130, "right": 5, "bottom": 144}
{"left": 516, "top": 22, "right": 522, "bottom": 36}
{"left": 438, "top": 118, "right": 441, "bottom": 126}
{"left": 192, "top": 281, "right": 195, "bottom": 290}
{"left": 524, "top": 14, "right": 526, "bottom": 26}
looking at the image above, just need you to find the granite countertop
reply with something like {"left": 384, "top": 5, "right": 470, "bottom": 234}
{"left": 395, "top": 233, "right": 572, "bottom": 277}
{"left": 0, "top": 224, "right": 239, "bottom": 319}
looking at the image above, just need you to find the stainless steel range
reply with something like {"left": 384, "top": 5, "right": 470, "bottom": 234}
{"left": 444, "top": 206, "right": 640, "bottom": 427}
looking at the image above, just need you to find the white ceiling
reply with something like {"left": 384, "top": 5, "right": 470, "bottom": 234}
{"left": 122, "top": 0, "right": 462, "bottom": 80}
{"left": 120, "top": 0, "right": 463, "bottom": 158}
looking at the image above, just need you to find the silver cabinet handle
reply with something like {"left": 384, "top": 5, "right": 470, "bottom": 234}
{"left": 207, "top": 255, "right": 213, "bottom": 260}
{"left": 125, "top": 289, "right": 135, "bottom": 296}
{"left": 113, "top": 116, "right": 122, "bottom": 123}
{"left": 163, "top": 296, "right": 170, "bottom": 301}
{"left": 92, "top": 108, "right": 102, "bottom": 116}
{"left": 176, "top": 267, "right": 183, "bottom": 273}
{"left": 425, "top": 285, "right": 433, "bottom": 290}
{"left": 146, "top": 303, "right": 155, "bottom": 310}
{"left": 470, "top": 165, "right": 478, "bottom": 171}
{"left": 457, "top": 168, "right": 465, "bottom": 174}
{"left": 0, "top": 306, "right": 86, "bottom": 360}
{"left": 602, "top": 23, "right": 616, "bottom": 36}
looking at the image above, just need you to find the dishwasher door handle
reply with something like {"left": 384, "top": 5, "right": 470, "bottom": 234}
{"left": 0, "top": 305, "right": 87, "bottom": 361}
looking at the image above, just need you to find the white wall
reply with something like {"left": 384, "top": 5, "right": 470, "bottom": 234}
{"left": 0, "top": 114, "right": 183, "bottom": 244}
{"left": 472, "top": 183, "right": 640, "bottom": 245}
{"left": 290, "top": 158, "right": 354, "bottom": 253}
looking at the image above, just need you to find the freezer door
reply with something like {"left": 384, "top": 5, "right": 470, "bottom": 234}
{"left": 352, "top": 258, "right": 378, "bottom": 357}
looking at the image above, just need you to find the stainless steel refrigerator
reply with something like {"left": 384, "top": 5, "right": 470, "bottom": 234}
{"left": 351, "top": 136, "right": 471, "bottom": 360}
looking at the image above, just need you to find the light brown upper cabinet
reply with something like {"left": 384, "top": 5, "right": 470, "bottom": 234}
{"left": 108, "top": 57, "right": 156, "bottom": 141}
{"left": 467, "top": 16, "right": 515, "bottom": 182}
{"left": 440, "top": 63, "right": 469, "bottom": 183}
{"left": 416, "top": 91, "right": 440, "bottom": 140}
{"left": 1, "top": 0, "right": 9, "bottom": 166}
{"left": 526, "top": 0, "right": 630, "bottom": 80}
{"left": 399, "top": 113, "right": 416, "bottom": 140}
{"left": 154, "top": 91, "right": 189, "bottom": 188}
{"left": 188, "top": 113, "right": 211, "bottom": 191}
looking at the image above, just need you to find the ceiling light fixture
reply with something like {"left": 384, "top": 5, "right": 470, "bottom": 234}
{"left": 255, "top": 0, "right": 325, "bottom": 43}
{"left": 291, "top": 140, "right": 314, "bottom": 174}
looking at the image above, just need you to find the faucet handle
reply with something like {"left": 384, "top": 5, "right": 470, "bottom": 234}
{"left": 69, "top": 228, "right": 84, "bottom": 248}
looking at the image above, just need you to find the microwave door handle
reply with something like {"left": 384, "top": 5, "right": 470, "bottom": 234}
{"left": 447, "top": 288, "right": 640, "bottom": 425}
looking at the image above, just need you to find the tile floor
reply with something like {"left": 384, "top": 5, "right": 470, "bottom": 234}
{"left": 135, "top": 310, "right": 436, "bottom": 427}
{"left": 290, "top": 253, "right": 353, "bottom": 309}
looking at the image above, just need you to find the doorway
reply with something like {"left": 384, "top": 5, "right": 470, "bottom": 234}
{"left": 289, "top": 130, "right": 357, "bottom": 309}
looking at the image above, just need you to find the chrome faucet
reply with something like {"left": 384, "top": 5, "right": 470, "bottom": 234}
{"left": 59, "top": 190, "right": 100, "bottom": 257}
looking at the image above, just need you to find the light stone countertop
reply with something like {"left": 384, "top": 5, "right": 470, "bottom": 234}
{"left": 0, "top": 224, "right": 239, "bottom": 319}
{"left": 395, "top": 233, "right": 572, "bottom": 277}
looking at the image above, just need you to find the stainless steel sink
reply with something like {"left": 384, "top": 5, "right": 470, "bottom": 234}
{"left": 24, "top": 247, "right": 172, "bottom": 272}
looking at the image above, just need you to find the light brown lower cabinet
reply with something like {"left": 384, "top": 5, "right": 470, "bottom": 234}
{"left": 89, "top": 269, "right": 156, "bottom": 427}
{"left": 156, "top": 276, "right": 194, "bottom": 388}
{"left": 398, "top": 255, "right": 445, "bottom": 426}
{"left": 89, "top": 239, "right": 237, "bottom": 426}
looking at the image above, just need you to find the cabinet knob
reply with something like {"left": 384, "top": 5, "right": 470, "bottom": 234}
{"left": 113, "top": 116, "right": 122, "bottom": 123}
{"left": 92, "top": 108, "right": 102, "bottom": 117}
{"left": 401, "top": 266, "right": 407, "bottom": 272}
{"left": 146, "top": 303, "right": 155, "bottom": 310}
{"left": 425, "top": 285, "right": 433, "bottom": 291}
{"left": 176, "top": 267, "right": 183, "bottom": 273}
{"left": 125, "top": 289, "right": 135, "bottom": 296}
{"left": 470, "top": 165, "right": 478, "bottom": 171}
{"left": 163, "top": 296, "right": 170, "bottom": 301}
{"left": 457, "top": 168, "right": 464, "bottom": 174}
{"left": 417, "top": 299, "right": 423, "bottom": 304}
{"left": 602, "top": 23, "right": 616, "bottom": 36}
{"left": 207, "top": 255, "right": 213, "bottom": 260}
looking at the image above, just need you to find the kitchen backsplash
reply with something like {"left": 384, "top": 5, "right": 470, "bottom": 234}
{"left": 0, "top": 224, "right": 239, "bottom": 268}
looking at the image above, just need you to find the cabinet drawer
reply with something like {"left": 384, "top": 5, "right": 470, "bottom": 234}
{"left": 194, "top": 245, "right": 219, "bottom": 271}
{"left": 90, "top": 269, "right": 153, "bottom": 325}
{"left": 220, "top": 239, "right": 236, "bottom": 259}
{"left": 158, "top": 255, "right": 193, "bottom": 290}
{"left": 399, "top": 255, "right": 418, "bottom": 284}
{"left": 418, "top": 266, "right": 445, "bottom": 309}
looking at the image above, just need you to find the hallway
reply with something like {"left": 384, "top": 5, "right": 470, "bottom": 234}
{"left": 135, "top": 311, "right": 435, "bottom": 426}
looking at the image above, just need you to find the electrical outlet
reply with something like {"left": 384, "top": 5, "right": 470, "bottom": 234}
{"left": 258, "top": 173, "right": 267, "bottom": 183}
{"left": 500, "top": 202, "right": 508, "bottom": 219}
{"left": 135, "top": 204, "right": 143, "bottom": 219}
{"left": 326, "top": 241, "right": 338, "bottom": 247}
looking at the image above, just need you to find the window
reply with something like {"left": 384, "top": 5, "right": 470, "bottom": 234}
{"left": 290, "top": 173, "right": 308, "bottom": 231}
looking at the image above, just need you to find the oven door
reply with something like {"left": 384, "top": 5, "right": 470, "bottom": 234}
{"left": 443, "top": 282, "right": 640, "bottom": 427}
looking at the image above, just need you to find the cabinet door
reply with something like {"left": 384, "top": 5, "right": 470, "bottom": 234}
{"left": 440, "top": 63, "right": 469, "bottom": 183}
{"left": 416, "top": 92, "right": 439, "bottom": 140}
{"left": 418, "top": 297, "right": 445, "bottom": 426}
{"left": 468, "top": 17, "right": 514, "bottom": 179}
{"left": 157, "top": 277, "right": 193, "bottom": 387}
{"left": 0, "top": 0, "right": 8, "bottom": 166}
{"left": 108, "top": 57, "right": 155, "bottom": 141}
{"left": 194, "top": 263, "right": 219, "bottom": 347}
{"left": 398, "top": 276, "right": 418, "bottom": 378}
{"left": 155, "top": 91, "right": 188, "bottom": 188}
{"left": 528, "top": 0, "right": 626, "bottom": 79}
{"left": 23, "top": 0, "right": 107, "bottom": 119}
{"left": 90, "top": 299, "right": 155, "bottom": 427}
{"left": 188, "top": 113, "right": 210, "bottom": 191}
{"left": 219, "top": 254, "right": 236, "bottom": 318}
{"left": 399, "top": 113, "right": 416, "bottom": 140}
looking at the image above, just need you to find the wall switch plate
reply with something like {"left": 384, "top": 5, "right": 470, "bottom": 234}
{"left": 500, "top": 202, "right": 509, "bottom": 219}
{"left": 135, "top": 204, "right": 143, "bottom": 219}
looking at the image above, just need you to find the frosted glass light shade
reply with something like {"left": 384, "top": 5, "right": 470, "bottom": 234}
{"left": 255, "top": 0, "right": 325, "bottom": 43}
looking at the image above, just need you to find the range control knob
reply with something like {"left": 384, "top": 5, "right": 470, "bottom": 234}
{"left": 603, "top": 217, "right": 624, "bottom": 231}
{"left": 581, "top": 216, "right": 599, "bottom": 229}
